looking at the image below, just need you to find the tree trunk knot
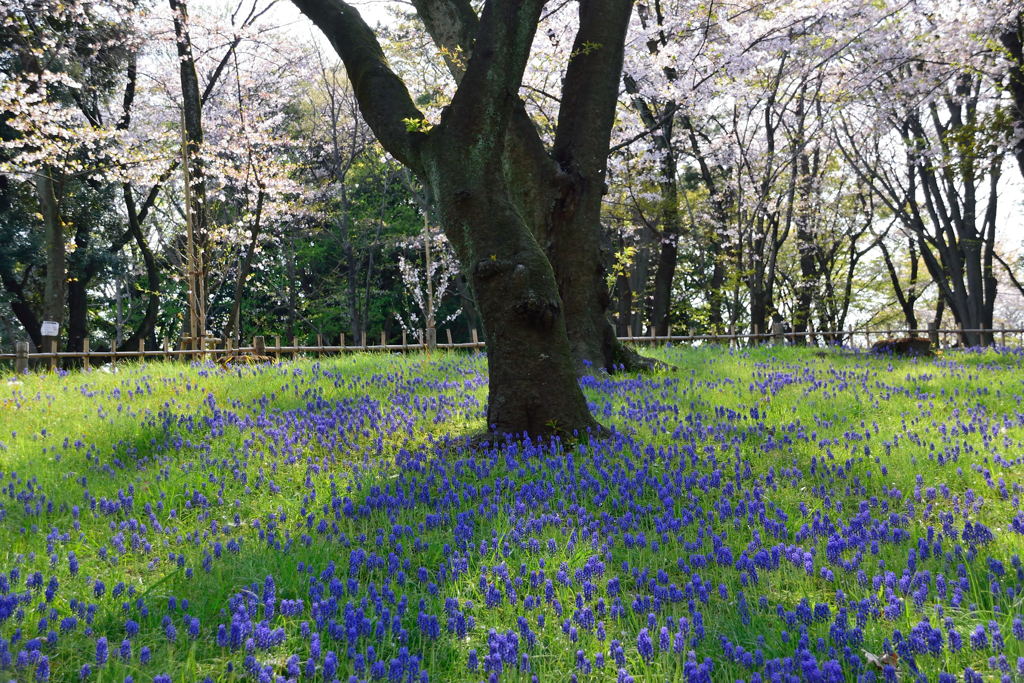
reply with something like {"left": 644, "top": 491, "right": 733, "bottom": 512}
{"left": 474, "top": 257, "right": 512, "bottom": 279}
{"left": 514, "top": 293, "right": 559, "bottom": 329}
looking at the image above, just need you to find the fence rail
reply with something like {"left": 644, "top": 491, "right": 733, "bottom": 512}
{"left": 3, "top": 326, "right": 1023, "bottom": 373}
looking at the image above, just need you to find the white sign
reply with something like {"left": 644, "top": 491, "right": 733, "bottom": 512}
{"left": 40, "top": 321, "right": 59, "bottom": 337}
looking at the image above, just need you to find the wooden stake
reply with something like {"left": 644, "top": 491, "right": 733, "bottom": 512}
{"left": 83, "top": 337, "right": 90, "bottom": 370}
{"left": 15, "top": 341, "right": 28, "bottom": 374}
{"left": 49, "top": 339, "right": 58, "bottom": 372}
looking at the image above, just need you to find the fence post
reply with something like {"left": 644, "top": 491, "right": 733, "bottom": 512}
{"left": 446, "top": 329, "right": 453, "bottom": 347}
{"left": 626, "top": 324, "right": 632, "bottom": 340}
{"left": 928, "top": 321, "right": 939, "bottom": 348}
{"left": 48, "top": 339, "right": 58, "bottom": 372}
{"left": 254, "top": 335, "right": 266, "bottom": 357}
{"left": 688, "top": 327, "right": 695, "bottom": 346}
{"left": 752, "top": 324, "right": 758, "bottom": 347}
{"left": 316, "top": 333, "right": 323, "bottom": 357}
{"left": 163, "top": 338, "right": 170, "bottom": 362}
{"left": 728, "top": 324, "right": 735, "bottom": 348}
{"left": 771, "top": 319, "right": 784, "bottom": 345}
{"left": 82, "top": 337, "right": 90, "bottom": 370}
{"left": 1001, "top": 326, "right": 1007, "bottom": 347}
{"left": 274, "top": 335, "right": 281, "bottom": 362}
{"left": 471, "top": 328, "right": 479, "bottom": 347}
{"left": 340, "top": 333, "right": 346, "bottom": 352}
{"left": 401, "top": 329, "right": 407, "bottom": 351}
{"left": 380, "top": 330, "right": 386, "bottom": 348}
{"left": 361, "top": 331, "right": 367, "bottom": 349}
{"left": 15, "top": 341, "right": 28, "bottom": 374}
{"left": 292, "top": 336, "right": 299, "bottom": 360}
{"left": 138, "top": 338, "right": 146, "bottom": 362}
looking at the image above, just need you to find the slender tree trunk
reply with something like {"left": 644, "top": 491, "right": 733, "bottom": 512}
{"left": 117, "top": 185, "right": 162, "bottom": 351}
{"left": 793, "top": 151, "right": 820, "bottom": 345}
{"left": 170, "top": 0, "right": 208, "bottom": 340}
{"left": 228, "top": 190, "right": 266, "bottom": 343}
{"left": 286, "top": 222, "right": 297, "bottom": 340}
{"left": 455, "top": 274, "right": 481, "bottom": 340}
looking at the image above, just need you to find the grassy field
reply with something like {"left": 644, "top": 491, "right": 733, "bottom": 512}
{"left": 0, "top": 346, "right": 1022, "bottom": 682}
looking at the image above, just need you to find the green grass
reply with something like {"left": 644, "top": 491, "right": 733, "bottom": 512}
{"left": 0, "top": 345, "right": 1022, "bottom": 682}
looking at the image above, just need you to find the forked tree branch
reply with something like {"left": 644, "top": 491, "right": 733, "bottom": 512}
{"left": 292, "top": 0, "right": 427, "bottom": 174}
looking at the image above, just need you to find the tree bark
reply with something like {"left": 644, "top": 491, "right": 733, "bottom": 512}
{"left": 548, "top": 0, "right": 638, "bottom": 369}
{"left": 1001, "top": 13, "right": 1024, "bottom": 180}
{"left": 407, "top": 0, "right": 649, "bottom": 372}
{"left": 293, "top": 0, "right": 609, "bottom": 436}
{"left": 36, "top": 169, "right": 63, "bottom": 351}
{"left": 170, "top": 0, "right": 209, "bottom": 339}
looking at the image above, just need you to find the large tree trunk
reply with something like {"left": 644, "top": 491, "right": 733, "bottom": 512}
{"left": 547, "top": 0, "right": 638, "bottom": 370}
{"left": 294, "top": 0, "right": 610, "bottom": 436}
{"left": 36, "top": 169, "right": 63, "bottom": 352}
{"left": 66, "top": 218, "right": 100, "bottom": 356}
{"left": 425, "top": 144, "right": 596, "bottom": 434}
{"left": 407, "top": 0, "right": 647, "bottom": 373}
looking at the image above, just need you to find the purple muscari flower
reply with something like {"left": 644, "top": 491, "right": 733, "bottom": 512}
{"left": 989, "top": 621, "right": 1005, "bottom": 651}
{"left": 637, "top": 628, "right": 653, "bottom": 662}
{"left": 187, "top": 616, "right": 200, "bottom": 639}
{"left": 119, "top": 639, "right": 131, "bottom": 661}
{"left": 1013, "top": 617, "right": 1024, "bottom": 641}
{"left": 323, "top": 651, "right": 338, "bottom": 679}
{"left": 95, "top": 637, "right": 108, "bottom": 665}
{"left": 286, "top": 655, "right": 300, "bottom": 678}
{"left": 971, "top": 624, "right": 988, "bottom": 649}
{"left": 34, "top": 656, "right": 49, "bottom": 682}
{"left": 79, "top": 664, "right": 91, "bottom": 679}
{"left": 467, "top": 649, "right": 478, "bottom": 672}
{"left": 139, "top": 646, "right": 151, "bottom": 664}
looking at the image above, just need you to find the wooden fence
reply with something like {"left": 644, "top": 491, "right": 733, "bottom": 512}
{"left": 2, "top": 325, "right": 1023, "bottom": 374}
